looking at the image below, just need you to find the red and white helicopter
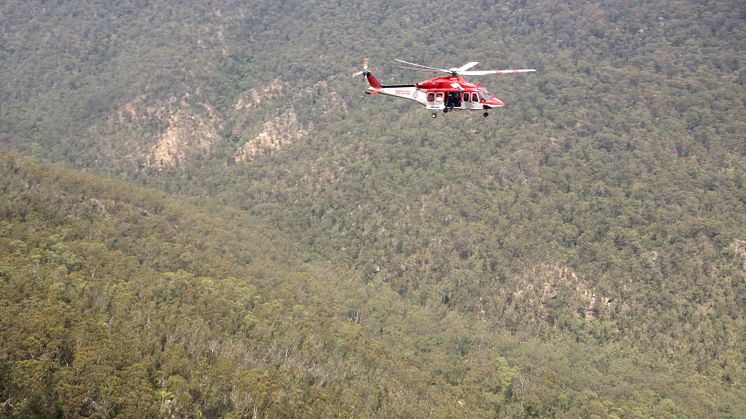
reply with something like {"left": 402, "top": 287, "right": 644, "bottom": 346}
{"left": 354, "top": 58, "right": 535, "bottom": 118}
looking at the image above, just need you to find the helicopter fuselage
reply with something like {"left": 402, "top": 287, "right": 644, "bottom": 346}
{"left": 366, "top": 75, "right": 505, "bottom": 112}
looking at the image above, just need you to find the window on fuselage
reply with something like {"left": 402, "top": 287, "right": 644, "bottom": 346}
{"left": 435, "top": 92, "right": 444, "bottom": 102}
{"left": 463, "top": 93, "right": 470, "bottom": 102}
{"left": 472, "top": 92, "right": 479, "bottom": 102}
{"left": 427, "top": 92, "right": 435, "bottom": 102}
{"left": 479, "top": 89, "right": 491, "bottom": 101}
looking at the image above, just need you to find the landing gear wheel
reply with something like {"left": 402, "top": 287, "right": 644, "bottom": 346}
{"left": 443, "top": 108, "right": 449, "bottom": 113}
{"left": 483, "top": 112, "right": 489, "bottom": 117}
{"left": 431, "top": 112, "right": 437, "bottom": 118}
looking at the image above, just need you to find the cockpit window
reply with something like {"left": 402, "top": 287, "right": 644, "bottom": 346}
{"left": 479, "top": 89, "right": 491, "bottom": 101}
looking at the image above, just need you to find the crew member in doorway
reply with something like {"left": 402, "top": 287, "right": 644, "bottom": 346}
{"left": 445, "top": 92, "right": 461, "bottom": 111}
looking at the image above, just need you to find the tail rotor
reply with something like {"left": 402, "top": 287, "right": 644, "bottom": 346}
{"left": 352, "top": 58, "right": 370, "bottom": 78}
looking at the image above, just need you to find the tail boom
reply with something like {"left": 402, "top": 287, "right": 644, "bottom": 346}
{"left": 366, "top": 72, "right": 382, "bottom": 89}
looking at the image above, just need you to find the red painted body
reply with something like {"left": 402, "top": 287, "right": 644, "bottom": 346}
{"left": 414, "top": 76, "right": 505, "bottom": 107}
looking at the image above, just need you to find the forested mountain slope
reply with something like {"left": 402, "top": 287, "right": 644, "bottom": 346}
{"left": 1, "top": 151, "right": 526, "bottom": 417}
{"left": 2, "top": 150, "right": 744, "bottom": 417}
{"left": 2, "top": 0, "right": 746, "bottom": 416}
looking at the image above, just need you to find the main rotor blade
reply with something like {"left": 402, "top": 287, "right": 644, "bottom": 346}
{"left": 460, "top": 69, "right": 537, "bottom": 76}
{"left": 394, "top": 59, "right": 449, "bottom": 73}
{"left": 456, "top": 62, "right": 480, "bottom": 72}
{"left": 394, "top": 65, "right": 443, "bottom": 73}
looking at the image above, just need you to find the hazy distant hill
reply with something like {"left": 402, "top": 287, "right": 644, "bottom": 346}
{"left": 2, "top": 1, "right": 743, "bottom": 168}
{"left": 1, "top": 0, "right": 745, "bottom": 416}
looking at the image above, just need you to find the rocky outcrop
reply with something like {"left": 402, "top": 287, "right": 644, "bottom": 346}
{"left": 230, "top": 78, "right": 347, "bottom": 162}
{"left": 232, "top": 109, "right": 308, "bottom": 162}
{"left": 104, "top": 78, "right": 343, "bottom": 168}
{"left": 109, "top": 95, "right": 224, "bottom": 169}
{"left": 233, "top": 79, "right": 289, "bottom": 111}
{"left": 147, "top": 103, "right": 223, "bottom": 169}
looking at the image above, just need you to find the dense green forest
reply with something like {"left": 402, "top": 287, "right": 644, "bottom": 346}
{"left": 2, "top": 0, "right": 745, "bottom": 417}
{"left": 1, "top": 151, "right": 527, "bottom": 417}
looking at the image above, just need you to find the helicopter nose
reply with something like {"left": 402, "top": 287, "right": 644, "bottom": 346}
{"left": 487, "top": 98, "right": 504, "bottom": 107}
